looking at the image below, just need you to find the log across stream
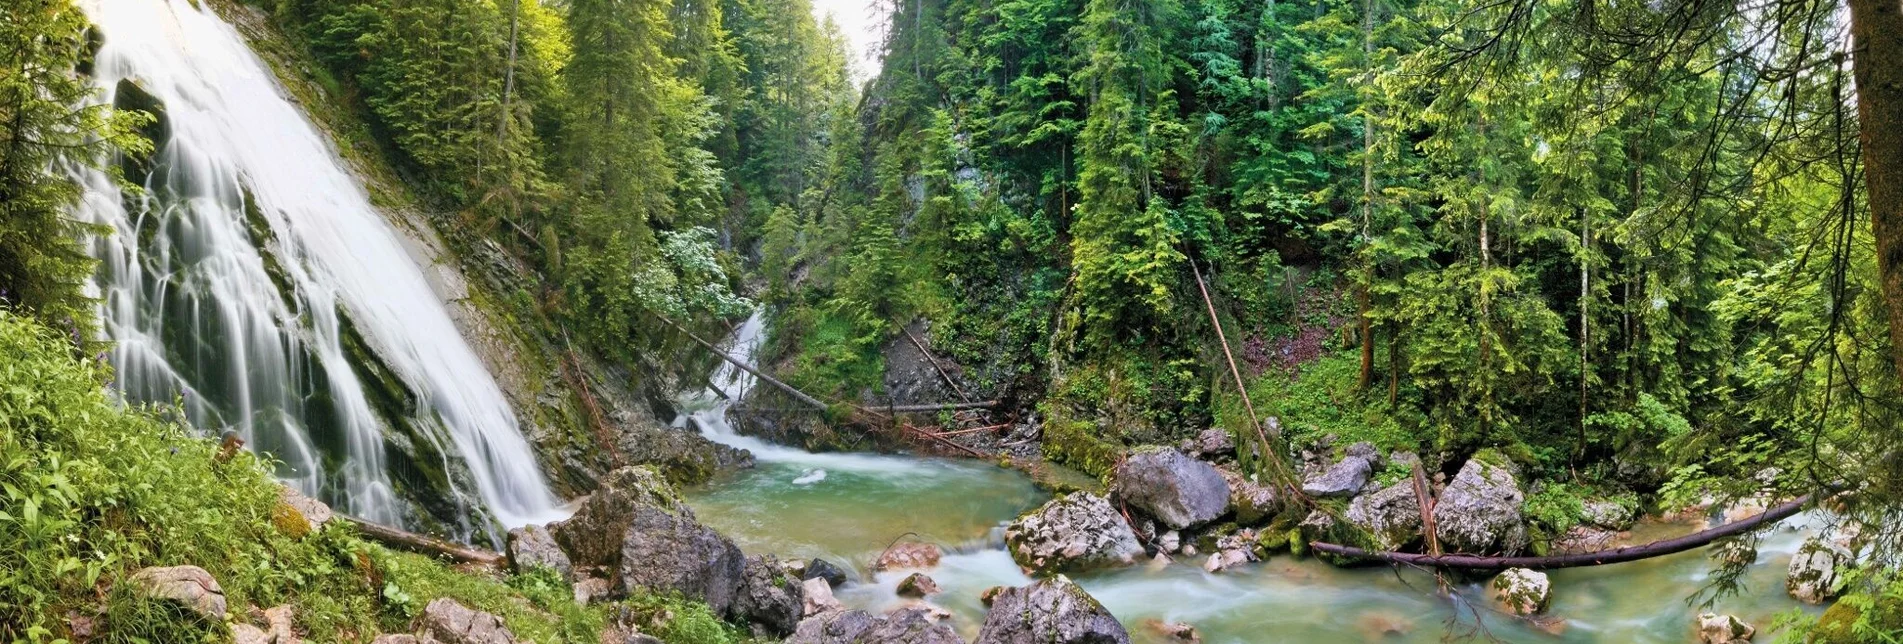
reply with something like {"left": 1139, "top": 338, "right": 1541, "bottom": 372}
{"left": 671, "top": 314, "right": 1831, "bottom": 643}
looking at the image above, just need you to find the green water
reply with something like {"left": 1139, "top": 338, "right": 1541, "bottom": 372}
{"left": 685, "top": 456, "right": 1824, "bottom": 643}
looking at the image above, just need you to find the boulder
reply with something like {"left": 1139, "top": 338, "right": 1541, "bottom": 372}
{"left": 1551, "top": 525, "right": 1620, "bottom": 555}
{"left": 974, "top": 576, "right": 1131, "bottom": 644}
{"left": 1787, "top": 536, "right": 1850, "bottom": 604}
{"left": 370, "top": 636, "right": 421, "bottom": 644}
{"left": 1301, "top": 453, "right": 1374, "bottom": 498}
{"left": 874, "top": 542, "right": 944, "bottom": 572}
{"left": 1181, "top": 429, "right": 1235, "bottom": 459}
{"left": 1489, "top": 568, "right": 1550, "bottom": 615}
{"left": 1582, "top": 499, "right": 1635, "bottom": 530}
{"left": 278, "top": 486, "right": 334, "bottom": 531}
{"left": 505, "top": 525, "right": 572, "bottom": 581}
{"left": 1004, "top": 492, "right": 1144, "bottom": 575}
{"left": 896, "top": 572, "right": 940, "bottom": 598}
{"left": 788, "top": 608, "right": 962, "bottom": 644}
{"left": 1112, "top": 449, "right": 1231, "bottom": 530}
{"left": 548, "top": 466, "right": 746, "bottom": 612}
{"left": 804, "top": 558, "right": 851, "bottom": 587}
{"left": 129, "top": 566, "right": 227, "bottom": 621}
{"left": 731, "top": 554, "right": 805, "bottom": 636}
{"left": 419, "top": 598, "right": 518, "bottom": 644}
{"left": 1696, "top": 613, "right": 1755, "bottom": 644}
{"left": 1345, "top": 483, "right": 1422, "bottom": 551}
{"left": 572, "top": 577, "right": 612, "bottom": 605}
{"left": 1431, "top": 457, "right": 1529, "bottom": 554}
{"left": 1217, "top": 466, "right": 1279, "bottom": 526}
{"left": 802, "top": 578, "right": 844, "bottom": 617}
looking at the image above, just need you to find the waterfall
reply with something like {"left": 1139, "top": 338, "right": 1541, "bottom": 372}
{"left": 74, "top": 0, "right": 565, "bottom": 538}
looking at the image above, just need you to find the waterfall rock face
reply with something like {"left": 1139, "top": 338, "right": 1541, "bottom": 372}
{"left": 79, "top": 0, "right": 563, "bottom": 538}
{"left": 974, "top": 576, "right": 1132, "bottom": 644}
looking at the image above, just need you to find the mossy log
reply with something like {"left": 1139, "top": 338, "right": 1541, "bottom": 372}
{"left": 344, "top": 516, "right": 505, "bottom": 568}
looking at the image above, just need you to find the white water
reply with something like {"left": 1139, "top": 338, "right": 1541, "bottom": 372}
{"left": 76, "top": 0, "right": 565, "bottom": 534}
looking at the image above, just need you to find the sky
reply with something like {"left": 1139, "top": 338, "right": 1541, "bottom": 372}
{"left": 808, "top": 0, "right": 886, "bottom": 82}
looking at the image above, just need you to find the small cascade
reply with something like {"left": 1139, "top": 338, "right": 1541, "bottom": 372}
{"left": 76, "top": 0, "right": 565, "bottom": 540}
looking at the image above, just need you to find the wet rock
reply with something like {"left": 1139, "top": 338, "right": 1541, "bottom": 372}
{"left": 1489, "top": 568, "right": 1550, "bottom": 615}
{"left": 1142, "top": 619, "right": 1201, "bottom": 642}
{"left": 1181, "top": 429, "right": 1235, "bottom": 459}
{"left": 1004, "top": 492, "right": 1144, "bottom": 575}
{"left": 1787, "top": 536, "right": 1850, "bottom": 604}
{"left": 505, "top": 525, "right": 571, "bottom": 580}
{"left": 788, "top": 607, "right": 962, "bottom": 644}
{"left": 129, "top": 565, "right": 226, "bottom": 621}
{"left": 548, "top": 466, "right": 745, "bottom": 612}
{"left": 1301, "top": 452, "right": 1374, "bottom": 499}
{"left": 975, "top": 576, "right": 1131, "bottom": 644}
{"left": 419, "top": 598, "right": 518, "bottom": 644}
{"left": 896, "top": 572, "right": 940, "bottom": 598}
{"left": 732, "top": 554, "right": 805, "bottom": 636}
{"left": 1551, "top": 525, "right": 1620, "bottom": 555}
{"left": 1696, "top": 613, "right": 1756, "bottom": 643}
{"left": 1217, "top": 466, "right": 1279, "bottom": 526}
{"left": 788, "top": 610, "right": 878, "bottom": 644}
{"left": 1431, "top": 457, "right": 1528, "bottom": 554}
{"left": 804, "top": 557, "right": 850, "bottom": 587}
{"left": 1345, "top": 483, "right": 1422, "bottom": 551}
{"left": 802, "top": 578, "right": 843, "bottom": 617}
{"left": 1202, "top": 530, "right": 1259, "bottom": 573}
{"left": 1157, "top": 530, "right": 1181, "bottom": 554}
{"left": 1581, "top": 499, "right": 1635, "bottom": 530}
{"left": 874, "top": 542, "right": 944, "bottom": 572}
{"left": 1112, "top": 449, "right": 1231, "bottom": 530}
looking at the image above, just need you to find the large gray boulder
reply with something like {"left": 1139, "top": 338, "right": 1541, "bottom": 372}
{"left": 732, "top": 554, "right": 806, "bottom": 636}
{"left": 1111, "top": 448, "right": 1231, "bottom": 530}
{"left": 1431, "top": 457, "right": 1528, "bottom": 554}
{"left": 1786, "top": 536, "right": 1850, "bottom": 604}
{"left": 505, "top": 525, "right": 572, "bottom": 581}
{"left": 1005, "top": 492, "right": 1144, "bottom": 575}
{"left": 974, "top": 576, "right": 1130, "bottom": 644}
{"left": 418, "top": 598, "right": 519, "bottom": 644}
{"left": 1301, "top": 443, "right": 1380, "bottom": 498}
{"left": 1344, "top": 483, "right": 1422, "bottom": 551}
{"left": 128, "top": 566, "right": 226, "bottom": 621}
{"left": 548, "top": 466, "right": 746, "bottom": 613}
{"left": 787, "top": 608, "right": 962, "bottom": 644}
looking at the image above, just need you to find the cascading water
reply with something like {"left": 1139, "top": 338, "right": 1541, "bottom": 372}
{"left": 74, "top": 0, "right": 566, "bottom": 539}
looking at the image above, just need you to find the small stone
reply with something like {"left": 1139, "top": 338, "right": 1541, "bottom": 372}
{"left": 419, "top": 598, "right": 518, "bottom": 644}
{"left": 1696, "top": 613, "right": 1755, "bottom": 644}
{"left": 1157, "top": 530, "right": 1181, "bottom": 554}
{"left": 896, "top": 572, "right": 940, "bottom": 598}
{"left": 129, "top": 566, "right": 227, "bottom": 621}
{"left": 875, "top": 542, "right": 944, "bottom": 572}
{"left": 804, "top": 557, "right": 850, "bottom": 587}
{"left": 1489, "top": 568, "right": 1550, "bottom": 616}
{"left": 1183, "top": 429, "right": 1235, "bottom": 459}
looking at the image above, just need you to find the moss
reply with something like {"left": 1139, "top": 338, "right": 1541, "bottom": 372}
{"left": 1812, "top": 592, "right": 1903, "bottom": 643}
{"left": 1040, "top": 415, "right": 1124, "bottom": 478}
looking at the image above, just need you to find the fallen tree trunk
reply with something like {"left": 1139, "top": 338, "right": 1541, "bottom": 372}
{"left": 883, "top": 400, "right": 998, "bottom": 413}
{"left": 1312, "top": 492, "right": 1815, "bottom": 570}
{"left": 343, "top": 516, "right": 505, "bottom": 568}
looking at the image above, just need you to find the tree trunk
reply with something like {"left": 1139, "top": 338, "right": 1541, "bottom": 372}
{"left": 1578, "top": 207, "right": 1590, "bottom": 455}
{"left": 1850, "top": 0, "right": 1903, "bottom": 381}
{"left": 1356, "top": 0, "right": 1377, "bottom": 390}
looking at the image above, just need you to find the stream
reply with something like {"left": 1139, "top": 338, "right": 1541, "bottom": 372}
{"left": 678, "top": 314, "right": 1826, "bottom": 643}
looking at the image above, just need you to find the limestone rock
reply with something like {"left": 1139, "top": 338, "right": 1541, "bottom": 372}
{"left": 1112, "top": 449, "right": 1231, "bottom": 530}
{"left": 1431, "top": 457, "right": 1529, "bottom": 554}
{"left": 129, "top": 566, "right": 227, "bottom": 621}
{"left": 1217, "top": 466, "right": 1279, "bottom": 526}
{"left": 802, "top": 578, "right": 843, "bottom": 617}
{"left": 548, "top": 466, "right": 691, "bottom": 571}
{"left": 975, "top": 576, "right": 1131, "bottom": 644}
{"left": 875, "top": 542, "right": 944, "bottom": 572}
{"left": 1696, "top": 613, "right": 1755, "bottom": 644}
{"left": 1301, "top": 452, "right": 1374, "bottom": 499}
{"left": 278, "top": 486, "right": 334, "bottom": 531}
{"left": 419, "top": 598, "right": 518, "bottom": 644}
{"left": 1345, "top": 483, "right": 1422, "bottom": 551}
{"left": 549, "top": 466, "right": 746, "bottom": 612}
{"left": 505, "top": 524, "right": 571, "bottom": 581}
{"left": 732, "top": 554, "right": 805, "bottom": 636}
{"left": 896, "top": 572, "right": 940, "bottom": 598}
{"left": 572, "top": 577, "right": 612, "bottom": 605}
{"left": 1582, "top": 499, "right": 1635, "bottom": 530}
{"left": 1004, "top": 492, "right": 1143, "bottom": 575}
{"left": 1181, "top": 429, "right": 1235, "bottom": 459}
{"left": 1489, "top": 568, "right": 1550, "bottom": 615}
{"left": 1787, "top": 536, "right": 1850, "bottom": 604}
{"left": 1551, "top": 525, "right": 1620, "bottom": 555}
{"left": 1141, "top": 619, "right": 1201, "bottom": 642}
{"left": 787, "top": 608, "right": 962, "bottom": 644}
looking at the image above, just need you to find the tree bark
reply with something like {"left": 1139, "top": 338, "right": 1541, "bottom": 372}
{"left": 1357, "top": 0, "right": 1376, "bottom": 390}
{"left": 1312, "top": 493, "right": 1815, "bottom": 570}
{"left": 1849, "top": 0, "right": 1903, "bottom": 381}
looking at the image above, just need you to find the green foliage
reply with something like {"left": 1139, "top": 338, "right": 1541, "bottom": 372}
{"left": 0, "top": 0, "right": 149, "bottom": 341}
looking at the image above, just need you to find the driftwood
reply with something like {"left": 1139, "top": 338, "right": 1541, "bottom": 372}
{"left": 1312, "top": 493, "right": 1816, "bottom": 570}
{"left": 344, "top": 516, "right": 505, "bottom": 568}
